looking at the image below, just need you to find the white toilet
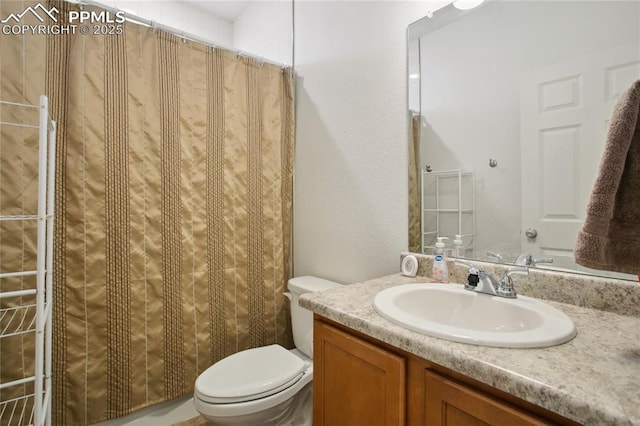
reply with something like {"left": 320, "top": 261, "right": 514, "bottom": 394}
{"left": 193, "top": 276, "right": 340, "bottom": 425}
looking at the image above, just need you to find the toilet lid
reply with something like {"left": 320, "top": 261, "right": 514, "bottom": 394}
{"left": 195, "top": 344, "right": 306, "bottom": 404}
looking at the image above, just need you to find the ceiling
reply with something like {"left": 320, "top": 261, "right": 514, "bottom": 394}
{"left": 180, "top": 0, "right": 252, "bottom": 22}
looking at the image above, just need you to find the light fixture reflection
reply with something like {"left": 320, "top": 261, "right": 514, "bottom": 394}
{"left": 453, "top": 0, "right": 485, "bottom": 10}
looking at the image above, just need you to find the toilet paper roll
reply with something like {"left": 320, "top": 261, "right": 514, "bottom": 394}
{"left": 401, "top": 255, "right": 418, "bottom": 277}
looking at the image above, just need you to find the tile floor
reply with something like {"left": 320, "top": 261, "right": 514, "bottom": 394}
{"left": 92, "top": 395, "right": 199, "bottom": 426}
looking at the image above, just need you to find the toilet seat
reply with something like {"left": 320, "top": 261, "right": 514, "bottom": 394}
{"left": 195, "top": 345, "right": 306, "bottom": 404}
{"left": 193, "top": 366, "right": 313, "bottom": 421}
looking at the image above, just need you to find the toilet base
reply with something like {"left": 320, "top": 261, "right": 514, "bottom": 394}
{"left": 194, "top": 382, "right": 312, "bottom": 426}
{"left": 276, "top": 381, "right": 312, "bottom": 426}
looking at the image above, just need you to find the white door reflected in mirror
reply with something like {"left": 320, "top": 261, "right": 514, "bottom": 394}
{"left": 407, "top": 0, "right": 640, "bottom": 281}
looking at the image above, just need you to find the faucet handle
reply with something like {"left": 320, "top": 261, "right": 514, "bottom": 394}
{"left": 455, "top": 259, "right": 482, "bottom": 274}
{"left": 532, "top": 257, "right": 553, "bottom": 266}
{"left": 514, "top": 253, "right": 533, "bottom": 266}
{"left": 455, "top": 259, "right": 481, "bottom": 289}
{"left": 455, "top": 259, "right": 476, "bottom": 269}
{"left": 498, "top": 266, "right": 528, "bottom": 298}
{"left": 486, "top": 251, "right": 504, "bottom": 263}
{"left": 515, "top": 253, "right": 554, "bottom": 267}
{"left": 504, "top": 266, "right": 528, "bottom": 277}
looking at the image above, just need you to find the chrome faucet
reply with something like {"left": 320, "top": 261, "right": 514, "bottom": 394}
{"left": 486, "top": 251, "right": 504, "bottom": 263}
{"left": 455, "top": 260, "right": 528, "bottom": 299}
{"left": 498, "top": 267, "right": 529, "bottom": 298}
{"left": 515, "top": 253, "right": 553, "bottom": 267}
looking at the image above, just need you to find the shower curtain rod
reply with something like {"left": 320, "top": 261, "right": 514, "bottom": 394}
{"left": 65, "top": 0, "right": 291, "bottom": 69}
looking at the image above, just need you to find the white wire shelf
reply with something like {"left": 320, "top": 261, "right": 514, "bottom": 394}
{"left": 0, "top": 94, "right": 55, "bottom": 426}
{"left": 1, "top": 304, "right": 37, "bottom": 338}
{"left": 0, "top": 100, "right": 39, "bottom": 108}
{"left": 0, "top": 272, "right": 38, "bottom": 283}
{"left": 0, "top": 121, "right": 39, "bottom": 129}
{"left": 0, "top": 393, "right": 35, "bottom": 426}
{"left": 0, "top": 215, "right": 39, "bottom": 222}
{"left": 423, "top": 169, "right": 474, "bottom": 177}
{"left": 0, "top": 377, "right": 35, "bottom": 391}
{"left": 0, "top": 100, "right": 40, "bottom": 135}
{"left": 423, "top": 232, "right": 475, "bottom": 237}
{"left": 422, "top": 208, "right": 474, "bottom": 213}
{"left": 421, "top": 168, "right": 476, "bottom": 257}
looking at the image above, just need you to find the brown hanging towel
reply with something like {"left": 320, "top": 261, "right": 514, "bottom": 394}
{"left": 574, "top": 79, "right": 640, "bottom": 275}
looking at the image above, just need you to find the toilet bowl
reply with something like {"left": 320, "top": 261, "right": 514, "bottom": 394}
{"left": 193, "top": 276, "right": 340, "bottom": 425}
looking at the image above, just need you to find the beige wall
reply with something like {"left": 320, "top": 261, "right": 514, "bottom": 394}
{"left": 293, "top": 1, "right": 449, "bottom": 284}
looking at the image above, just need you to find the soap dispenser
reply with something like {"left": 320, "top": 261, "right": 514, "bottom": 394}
{"left": 452, "top": 234, "right": 464, "bottom": 258}
{"left": 432, "top": 237, "right": 449, "bottom": 283}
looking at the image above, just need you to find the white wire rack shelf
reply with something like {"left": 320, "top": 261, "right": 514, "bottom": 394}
{"left": 0, "top": 95, "right": 56, "bottom": 426}
{"left": 421, "top": 168, "right": 476, "bottom": 255}
{"left": 0, "top": 215, "right": 39, "bottom": 222}
{"left": 1, "top": 304, "right": 37, "bottom": 337}
{"left": 0, "top": 393, "right": 36, "bottom": 426}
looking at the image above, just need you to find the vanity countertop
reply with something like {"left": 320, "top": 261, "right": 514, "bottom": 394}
{"left": 300, "top": 274, "right": 640, "bottom": 426}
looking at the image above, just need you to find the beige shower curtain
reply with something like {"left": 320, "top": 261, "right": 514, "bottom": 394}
{"left": 0, "top": 1, "right": 47, "bottom": 421}
{"left": 408, "top": 113, "right": 422, "bottom": 253}
{"left": 1, "top": 1, "right": 295, "bottom": 424}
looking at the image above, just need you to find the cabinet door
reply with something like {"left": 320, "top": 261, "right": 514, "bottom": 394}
{"left": 424, "top": 370, "right": 553, "bottom": 426}
{"left": 314, "top": 320, "right": 406, "bottom": 426}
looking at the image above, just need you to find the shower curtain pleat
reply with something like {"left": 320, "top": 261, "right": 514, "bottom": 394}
{"left": 157, "top": 31, "right": 186, "bottom": 402}
{"left": 408, "top": 113, "right": 422, "bottom": 253}
{"left": 206, "top": 48, "right": 228, "bottom": 364}
{"left": 0, "top": 2, "right": 295, "bottom": 424}
{"left": 45, "top": 1, "right": 71, "bottom": 423}
{"left": 104, "top": 28, "right": 133, "bottom": 418}
{"left": 280, "top": 68, "right": 295, "bottom": 308}
{"left": 246, "top": 59, "right": 266, "bottom": 349}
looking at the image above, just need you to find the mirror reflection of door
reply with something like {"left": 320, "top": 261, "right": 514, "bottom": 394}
{"left": 409, "top": 0, "right": 640, "bottom": 280}
{"left": 520, "top": 45, "right": 640, "bottom": 271}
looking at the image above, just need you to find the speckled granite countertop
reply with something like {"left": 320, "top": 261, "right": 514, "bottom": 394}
{"left": 300, "top": 274, "right": 640, "bottom": 425}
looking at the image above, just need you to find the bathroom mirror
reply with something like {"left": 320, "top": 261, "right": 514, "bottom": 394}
{"left": 407, "top": 0, "right": 640, "bottom": 280}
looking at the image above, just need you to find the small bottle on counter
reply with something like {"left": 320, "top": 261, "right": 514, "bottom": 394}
{"left": 452, "top": 234, "right": 464, "bottom": 258}
{"left": 432, "top": 237, "right": 449, "bottom": 283}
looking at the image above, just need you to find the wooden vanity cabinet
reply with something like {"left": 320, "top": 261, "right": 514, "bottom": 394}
{"left": 314, "top": 316, "right": 578, "bottom": 426}
{"left": 423, "top": 370, "right": 553, "bottom": 425}
{"left": 313, "top": 319, "right": 406, "bottom": 425}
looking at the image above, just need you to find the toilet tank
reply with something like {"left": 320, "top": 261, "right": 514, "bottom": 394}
{"left": 287, "top": 276, "right": 340, "bottom": 358}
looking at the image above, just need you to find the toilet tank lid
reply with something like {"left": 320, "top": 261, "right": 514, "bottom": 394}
{"left": 288, "top": 276, "right": 341, "bottom": 294}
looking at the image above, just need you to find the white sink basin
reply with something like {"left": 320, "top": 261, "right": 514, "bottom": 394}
{"left": 373, "top": 283, "right": 576, "bottom": 348}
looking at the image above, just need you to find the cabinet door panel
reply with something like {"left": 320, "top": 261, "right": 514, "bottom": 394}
{"left": 424, "top": 370, "right": 552, "bottom": 426}
{"left": 314, "top": 321, "right": 406, "bottom": 426}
